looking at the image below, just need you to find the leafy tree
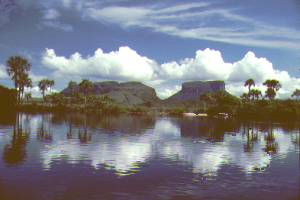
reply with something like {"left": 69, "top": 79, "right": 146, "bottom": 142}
{"left": 79, "top": 79, "right": 94, "bottom": 105}
{"left": 6, "top": 56, "right": 31, "bottom": 103}
{"left": 263, "top": 79, "right": 281, "bottom": 100}
{"left": 291, "top": 89, "right": 300, "bottom": 100}
{"left": 19, "top": 73, "right": 32, "bottom": 100}
{"left": 38, "top": 79, "right": 55, "bottom": 100}
{"left": 240, "top": 92, "right": 249, "bottom": 101}
{"left": 244, "top": 79, "right": 255, "bottom": 93}
{"left": 24, "top": 93, "right": 32, "bottom": 102}
{"left": 48, "top": 80, "right": 55, "bottom": 93}
{"left": 249, "top": 89, "right": 262, "bottom": 100}
{"left": 265, "top": 88, "right": 276, "bottom": 100}
{"left": 38, "top": 79, "right": 48, "bottom": 100}
{"left": 253, "top": 89, "right": 262, "bottom": 100}
{"left": 263, "top": 79, "right": 281, "bottom": 91}
{"left": 50, "top": 93, "right": 67, "bottom": 105}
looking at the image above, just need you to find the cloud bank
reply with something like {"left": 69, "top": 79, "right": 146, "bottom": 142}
{"left": 41, "top": 47, "right": 300, "bottom": 99}
{"left": 2, "top": 1, "right": 299, "bottom": 50}
{"left": 83, "top": 2, "right": 300, "bottom": 50}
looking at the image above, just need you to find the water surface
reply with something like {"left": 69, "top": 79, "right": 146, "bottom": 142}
{"left": 0, "top": 113, "right": 299, "bottom": 200}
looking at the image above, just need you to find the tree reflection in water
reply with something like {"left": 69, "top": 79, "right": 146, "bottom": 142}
{"left": 3, "top": 113, "right": 30, "bottom": 166}
{"left": 180, "top": 117, "right": 240, "bottom": 142}
{"left": 244, "top": 125, "right": 259, "bottom": 153}
{"left": 67, "top": 120, "right": 73, "bottom": 140}
{"left": 1, "top": 113, "right": 299, "bottom": 177}
{"left": 37, "top": 114, "right": 52, "bottom": 143}
{"left": 290, "top": 128, "right": 300, "bottom": 148}
{"left": 78, "top": 114, "right": 92, "bottom": 144}
{"left": 263, "top": 125, "right": 278, "bottom": 155}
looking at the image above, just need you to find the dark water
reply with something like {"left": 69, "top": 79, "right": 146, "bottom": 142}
{"left": 0, "top": 113, "right": 299, "bottom": 200}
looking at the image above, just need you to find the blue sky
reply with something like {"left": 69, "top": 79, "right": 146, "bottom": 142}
{"left": 0, "top": 0, "right": 300, "bottom": 98}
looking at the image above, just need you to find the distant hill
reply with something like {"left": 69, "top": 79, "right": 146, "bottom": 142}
{"left": 61, "top": 80, "right": 230, "bottom": 108}
{"left": 61, "top": 81, "right": 160, "bottom": 106}
{"left": 165, "top": 81, "right": 225, "bottom": 104}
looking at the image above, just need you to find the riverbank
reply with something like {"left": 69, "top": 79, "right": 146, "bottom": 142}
{"left": 2, "top": 84, "right": 300, "bottom": 122}
{"left": 12, "top": 98, "right": 300, "bottom": 123}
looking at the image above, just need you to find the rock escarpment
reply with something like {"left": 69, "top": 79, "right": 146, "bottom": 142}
{"left": 166, "top": 81, "right": 225, "bottom": 102}
{"left": 61, "top": 81, "right": 160, "bottom": 106}
{"left": 61, "top": 80, "right": 226, "bottom": 107}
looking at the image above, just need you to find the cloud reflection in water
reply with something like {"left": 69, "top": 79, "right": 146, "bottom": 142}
{"left": 0, "top": 114, "right": 297, "bottom": 177}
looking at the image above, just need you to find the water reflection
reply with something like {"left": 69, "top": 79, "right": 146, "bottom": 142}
{"left": 0, "top": 113, "right": 299, "bottom": 177}
{"left": 3, "top": 113, "right": 30, "bottom": 166}
{"left": 37, "top": 114, "right": 52, "bottom": 143}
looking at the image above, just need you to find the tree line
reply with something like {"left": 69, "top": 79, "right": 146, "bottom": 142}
{"left": 5, "top": 56, "right": 55, "bottom": 103}
{"left": 242, "top": 78, "right": 300, "bottom": 101}
{"left": 3, "top": 55, "right": 300, "bottom": 105}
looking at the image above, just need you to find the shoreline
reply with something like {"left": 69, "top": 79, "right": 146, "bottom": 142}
{"left": 7, "top": 101, "right": 300, "bottom": 124}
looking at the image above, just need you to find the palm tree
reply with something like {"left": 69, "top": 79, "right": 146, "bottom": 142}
{"left": 249, "top": 89, "right": 262, "bottom": 100}
{"left": 38, "top": 79, "right": 55, "bottom": 100}
{"left": 244, "top": 79, "right": 255, "bottom": 93}
{"left": 19, "top": 73, "right": 32, "bottom": 101}
{"left": 24, "top": 93, "right": 32, "bottom": 102}
{"left": 79, "top": 79, "right": 94, "bottom": 105}
{"left": 263, "top": 79, "right": 281, "bottom": 91}
{"left": 263, "top": 79, "right": 281, "bottom": 100}
{"left": 48, "top": 80, "right": 55, "bottom": 93}
{"left": 265, "top": 88, "right": 276, "bottom": 100}
{"left": 240, "top": 92, "right": 249, "bottom": 101}
{"left": 6, "top": 56, "right": 31, "bottom": 103}
{"left": 291, "top": 89, "right": 300, "bottom": 100}
{"left": 38, "top": 79, "right": 48, "bottom": 100}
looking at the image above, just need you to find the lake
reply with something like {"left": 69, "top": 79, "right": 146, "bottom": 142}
{"left": 0, "top": 113, "right": 299, "bottom": 200}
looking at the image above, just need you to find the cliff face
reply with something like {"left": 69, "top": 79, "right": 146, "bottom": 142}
{"left": 166, "top": 81, "right": 225, "bottom": 102}
{"left": 61, "top": 80, "right": 226, "bottom": 106}
{"left": 61, "top": 81, "right": 160, "bottom": 106}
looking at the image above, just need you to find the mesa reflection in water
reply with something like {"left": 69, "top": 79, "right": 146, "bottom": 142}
{"left": 0, "top": 113, "right": 299, "bottom": 177}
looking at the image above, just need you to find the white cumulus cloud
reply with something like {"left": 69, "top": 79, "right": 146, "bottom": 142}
{"left": 160, "top": 48, "right": 233, "bottom": 80}
{"left": 42, "top": 46, "right": 158, "bottom": 81}
{"left": 41, "top": 47, "right": 300, "bottom": 99}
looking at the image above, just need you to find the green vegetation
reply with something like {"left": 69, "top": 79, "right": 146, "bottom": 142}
{"left": 244, "top": 78, "right": 255, "bottom": 93}
{"left": 263, "top": 79, "right": 281, "bottom": 100}
{"left": 237, "top": 99, "right": 300, "bottom": 121}
{"left": 205, "top": 78, "right": 300, "bottom": 121}
{"left": 2, "top": 55, "right": 300, "bottom": 121}
{"left": 38, "top": 79, "right": 55, "bottom": 99}
{"left": 0, "top": 85, "right": 17, "bottom": 111}
{"left": 78, "top": 79, "right": 93, "bottom": 105}
{"left": 6, "top": 56, "right": 32, "bottom": 103}
{"left": 46, "top": 93, "right": 124, "bottom": 115}
{"left": 291, "top": 89, "right": 300, "bottom": 100}
{"left": 201, "top": 91, "right": 241, "bottom": 116}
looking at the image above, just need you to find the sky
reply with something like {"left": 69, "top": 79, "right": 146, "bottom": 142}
{"left": 0, "top": 0, "right": 300, "bottom": 98}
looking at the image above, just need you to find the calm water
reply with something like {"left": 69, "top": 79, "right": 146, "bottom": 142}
{"left": 0, "top": 113, "right": 299, "bottom": 200}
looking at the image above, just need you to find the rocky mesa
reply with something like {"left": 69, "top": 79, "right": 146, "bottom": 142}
{"left": 61, "top": 80, "right": 226, "bottom": 107}
{"left": 61, "top": 81, "right": 160, "bottom": 106}
{"left": 165, "top": 80, "right": 225, "bottom": 103}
